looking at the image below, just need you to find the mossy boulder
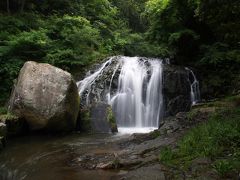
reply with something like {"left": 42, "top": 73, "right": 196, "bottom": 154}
{"left": 78, "top": 102, "right": 118, "bottom": 133}
{"left": 77, "top": 108, "right": 91, "bottom": 132}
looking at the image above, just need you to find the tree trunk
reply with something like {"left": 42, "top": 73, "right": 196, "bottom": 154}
{"left": 20, "top": 0, "right": 26, "bottom": 13}
{"left": 7, "top": 0, "right": 10, "bottom": 14}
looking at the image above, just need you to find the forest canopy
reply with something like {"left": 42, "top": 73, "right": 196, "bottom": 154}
{"left": 0, "top": 0, "right": 240, "bottom": 104}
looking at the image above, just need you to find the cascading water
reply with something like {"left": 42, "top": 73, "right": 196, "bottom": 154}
{"left": 186, "top": 67, "right": 201, "bottom": 105}
{"left": 108, "top": 57, "right": 163, "bottom": 129}
{"left": 77, "top": 56, "right": 200, "bottom": 133}
{"left": 78, "top": 56, "right": 164, "bottom": 133}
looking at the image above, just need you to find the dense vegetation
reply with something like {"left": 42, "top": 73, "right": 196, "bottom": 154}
{"left": 0, "top": 0, "right": 240, "bottom": 104}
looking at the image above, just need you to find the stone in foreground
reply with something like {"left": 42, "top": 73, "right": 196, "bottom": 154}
{"left": 9, "top": 61, "right": 80, "bottom": 132}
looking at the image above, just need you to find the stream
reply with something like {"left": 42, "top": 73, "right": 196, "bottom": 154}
{"left": 0, "top": 133, "right": 127, "bottom": 180}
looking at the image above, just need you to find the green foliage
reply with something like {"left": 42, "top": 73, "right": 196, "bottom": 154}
{"left": 145, "top": 0, "right": 240, "bottom": 96}
{"left": 213, "top": 160, "right": 233, "bottom": 177}
{"left": 78, "top": 108, "right": 92, "bottom": 132}
{"left": 149, "top": 130, "right": 161, "bottom": 139}
{"left": 107, "top": 107, "right": 117, "bottom": 132}
{"left": 1, "top": 0, "right": 162, "bottom": 104}
{"left": 186, "top": 109, "right": 199, "bottom": 121}
{"left": 159, "top": 105, "right": 240, "bottom": 176}
{"left": 159, "top": 147, "right": 175, "bottom": 163}
{"left": 0, "top": 107, "right": 7, "bottom": 115}
{"left": 0, "top": 0, "right": 240, "bottom": 103}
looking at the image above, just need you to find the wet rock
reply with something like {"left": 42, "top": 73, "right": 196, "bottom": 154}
{"left": 163, "top": 65, "right": 192, "bottom": 116}
{"left": 96, "top": 162, "right": 114, "bottom": 169}
{"left": 80, "top": 102, "right": 117, "bottom": 133}
{"left": 9, "top": 61, "right": 80, "bottom": 132}
{"left": 80, "top": 56, "right": 121, "bottom": 105}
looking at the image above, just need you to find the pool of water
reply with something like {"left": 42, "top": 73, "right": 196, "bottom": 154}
{"left": 0, "top": 133, "right": 125, "bottom": 180}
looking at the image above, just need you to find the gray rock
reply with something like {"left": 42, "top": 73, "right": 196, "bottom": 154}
{"left": 89, "top": 102, "right": 117, "bottom": 133}
{"left": 163, "top": 65, "right": 192, "bottom": 116}
{"left": 119, "top": 164, "right": 166, "bottom": 180}
{"left": 9, "top": 61, "right": 80, "bottom": 132}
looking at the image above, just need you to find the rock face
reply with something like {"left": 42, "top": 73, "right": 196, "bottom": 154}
{"left": 163, "top": 65, "right": 192, "bottom": 116}
{"left": 9, "top": 61, "right": 80, "bottom": 132}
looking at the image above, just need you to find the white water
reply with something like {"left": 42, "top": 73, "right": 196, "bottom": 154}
{"left": 109, "top": 57, "right": 163, "bottom": 128}
{"left": 186, "top": 67, "right": 201, "bottom": 105}
{"left": 78, "top": 56, "right": 164, "bottom": 131}
{"left": 117, "top": 127, "right": 158, "bottom": 135}
{"left": 77, "top": 56, "right": 200, "bottom": 134}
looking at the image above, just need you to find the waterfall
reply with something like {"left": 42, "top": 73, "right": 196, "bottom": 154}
{"left": 185, "top": 68, "right": 201, "bottom": 105}
{"left": 78, "top": 56, "right": 164, "bottom": 132}
{"left": 77, "top": 56, "right": 200, "bottom": 133}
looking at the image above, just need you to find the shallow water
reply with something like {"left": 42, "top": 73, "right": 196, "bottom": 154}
{"left": 0, "top": 133, "right": 125, "bottom": 180}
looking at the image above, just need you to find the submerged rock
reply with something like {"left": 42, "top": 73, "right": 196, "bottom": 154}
{"left": 9, "top": 61, "right": 80, "bottom": 132}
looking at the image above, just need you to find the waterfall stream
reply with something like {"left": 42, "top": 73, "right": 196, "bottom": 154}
{"left": 185, "top": 67, "right": 201, "bottom": 105}
{"left": 77, "top": 56, "right": 200, "bottom": 133}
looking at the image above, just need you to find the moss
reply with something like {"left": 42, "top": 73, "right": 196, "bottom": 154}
{"left": 107, "top": 107, "right": 118, "bottom": 133}
{"left": 149, "top": 130, "right": 161, "bottom": 139}
{"left": 0, "top": 107, "right": 8, "bottom": 115}
{"left": 0, "top": 113, "right": 18, "bottom": 123}
{"left": 186, "top": 109, "right": 199, "bottom": 121}
{"left": 78, "top": 108, "right": 92, "bottom": 132}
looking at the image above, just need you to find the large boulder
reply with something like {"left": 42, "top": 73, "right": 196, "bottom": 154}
{"left": 163, "top": 65, "right": 192, "bottom": 116}
{"left": 9, "top": 61, "right": 80, "bottom": 132}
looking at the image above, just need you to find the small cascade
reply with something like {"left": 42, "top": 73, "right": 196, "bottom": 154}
{"left": 186, "top": 67, "right": 201, "bottom": 105}
{"left": 77, "top": 57, "right": 114, "bottom": 105}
